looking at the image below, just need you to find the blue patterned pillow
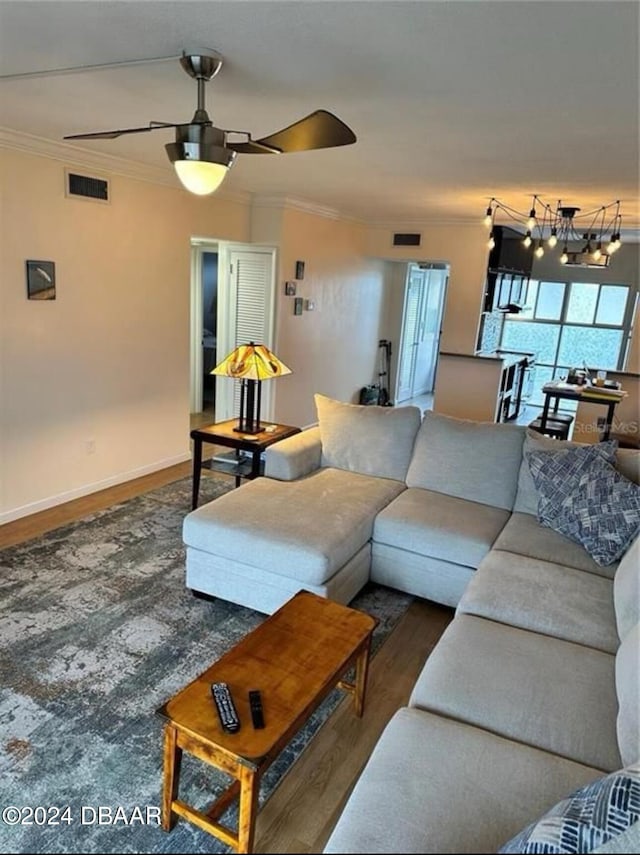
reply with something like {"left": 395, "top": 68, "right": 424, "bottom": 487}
{"left": 525, "top": 442, "right": 618, "bottom": 521}
{"left": 499, "top": 764, "right": 640, "bottom": 854}
{"left": 526, "top": 444, "right": 640, "bottom": 566}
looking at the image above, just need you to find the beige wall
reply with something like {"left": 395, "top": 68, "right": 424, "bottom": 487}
{"left": 254, "top": 204, "right": 389, "bottom": 427}
{"left": 0, "top": 147, "right": 249, "bottom": 521}
{"left": 364, "top": 223, "right": 489, "bottom": 354}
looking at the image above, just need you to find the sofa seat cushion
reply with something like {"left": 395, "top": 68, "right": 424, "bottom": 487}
{"left": 323, "top": 707, "right": 603, "bottom": 854}
{"left": 458, "top": 549, "right": 619, "bottom": 653}
{"left": 372, "top": 487, "right": 510, "bottom": 568}
{"left": 409, "top": 614, "right": 621, "bottom": 771}
{"left": 183, "top": 467, "right": 405, "bottom": 585}
{"left": 614, "top": 536, "right": 640, "bottom": 640}
{"left": 493, "top": 512, "right": 618, "bottom": 578}
{"left": 616, "top": 623, "right": 640, "bottom": 766}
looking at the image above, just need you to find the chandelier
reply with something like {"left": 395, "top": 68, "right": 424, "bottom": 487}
{"left": 483, "top": 196, "right": 623, "bottom": 267}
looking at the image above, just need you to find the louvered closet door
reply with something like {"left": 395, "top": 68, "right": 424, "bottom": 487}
{"left": 229, "top": 249, "right": 276, "bottom": 421}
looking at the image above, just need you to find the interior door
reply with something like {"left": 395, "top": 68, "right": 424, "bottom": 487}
{"left": 397, "top": 268, "right": 423, "bottom": 401}
{"left": 215, "top": 246, "right": 277, "bottom": 423}
{"left": 419, "top": 268, "right": 447, "bottom": 391}
{"left": 397, "top": 265, "right": 447, "bottom": 401}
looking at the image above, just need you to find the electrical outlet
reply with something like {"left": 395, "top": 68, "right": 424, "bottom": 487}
{"left": 305, "top": 299, "right": 316, "bottom": 311}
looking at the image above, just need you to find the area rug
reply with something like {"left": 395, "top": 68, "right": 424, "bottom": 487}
{"left": 0, "top": 474, "right": 413, "bottom": 854}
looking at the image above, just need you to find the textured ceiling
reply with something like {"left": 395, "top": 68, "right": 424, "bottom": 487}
{"left": 1, "top": 0, "right": 638, "bottom": 228}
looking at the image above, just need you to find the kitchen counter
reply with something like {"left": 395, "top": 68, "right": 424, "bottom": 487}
{"left": 436, "top": 351, "right": 534, "bottom": 422}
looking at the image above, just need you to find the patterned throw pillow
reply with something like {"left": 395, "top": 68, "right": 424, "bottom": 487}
{"left": 526, "top": 444, "right": 640, "bottom": 566}
{"left": 499, "top": 764, "right": 640, "bottom": 854}
{"left": 525, "top": 442, "right": 618, "bottom": 521}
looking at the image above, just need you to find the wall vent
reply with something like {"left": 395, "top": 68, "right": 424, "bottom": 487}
{"left": 392, "top": 232, "right": 421, "bottom": 247}
{"left": 65, "top": 170, "right": 110, "bottom": 202}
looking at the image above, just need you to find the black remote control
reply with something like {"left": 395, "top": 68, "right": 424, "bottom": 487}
{"left": 249, "top": 690, "right": 265, "bottom": 729}
{"left": 211, "top": 682, "right": 240, "bottom": 733}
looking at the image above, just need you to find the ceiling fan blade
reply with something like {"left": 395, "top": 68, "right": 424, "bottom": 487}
{"left": 230, "top": 110, "right": 356, "bottom": 155}
{"left": 63, "top": 122, "right": 179, "bottom": 141}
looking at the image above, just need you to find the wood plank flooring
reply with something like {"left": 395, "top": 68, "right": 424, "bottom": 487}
{"left": 0, "top": 462, "right": 454, "bottom": 854}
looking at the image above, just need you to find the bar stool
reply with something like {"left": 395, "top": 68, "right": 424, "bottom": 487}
{"left": 529, "top": 414, "right": 574, "bottom": 440}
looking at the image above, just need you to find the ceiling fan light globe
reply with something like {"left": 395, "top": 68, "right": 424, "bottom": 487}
{"left": 166, "top": 137, "right": 236, "bottom": 195}
{"left": 174, "top": 160, "right": 229, "bottom": 195}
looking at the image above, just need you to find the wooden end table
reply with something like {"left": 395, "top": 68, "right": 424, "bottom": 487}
{"left": 156, "top": 590, "right": 377, "bottom": 853}
{"left": 190, "top": 419, "right": 301, "bottom": 508}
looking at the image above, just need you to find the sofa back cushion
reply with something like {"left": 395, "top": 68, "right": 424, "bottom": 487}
{"left": 615, "top": 621, "right": 640, "bottom": 766}
{"left": 514, "top": 430, "right": 640, "bottom": 516}
{"left": 315, "top": 394, "right": 422, "bottom": 482}
{"left": 406, "top": 411, "right": 525, "bottom": 510}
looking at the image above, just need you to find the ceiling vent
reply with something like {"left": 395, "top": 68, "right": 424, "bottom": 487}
{"left": 65, "top": 169, "right": 109, "bottom": 202}
{"left": 393, "top": 232, "right": 421, "bottom": 247}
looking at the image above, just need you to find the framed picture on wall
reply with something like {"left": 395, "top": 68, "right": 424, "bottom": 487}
{"left": 26, "top": 260, "right": 56, "bottom": 300}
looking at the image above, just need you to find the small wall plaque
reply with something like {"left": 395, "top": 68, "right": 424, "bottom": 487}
{"left": 26, "top": 260, "right": 56, "bottom": 300}
{"left": 293, "top": 297, "right": 303, "bottom": 315}
{"left": 285, "top": 281, "right": 297, "bottom": 296}
{"left": 295, "top": 260, "right": 305, "bottom": 280}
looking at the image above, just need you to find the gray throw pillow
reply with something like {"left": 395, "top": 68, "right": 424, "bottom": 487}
{"left": 499, "top": 764, "right": 640, "bottom": 854}
{"left": 314, "top": 394, "right": 422, "bottom": 482}
{"left": 526, "top": 446, "right": 640, "bottom": 566}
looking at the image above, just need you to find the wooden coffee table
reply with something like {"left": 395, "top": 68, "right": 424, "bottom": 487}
{"left": 156, "top": 590, "right": 377, "bottom": 853}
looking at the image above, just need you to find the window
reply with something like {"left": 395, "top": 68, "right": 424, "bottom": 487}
{"left": 501, "top": 280, "right": 635, "bottom": 406}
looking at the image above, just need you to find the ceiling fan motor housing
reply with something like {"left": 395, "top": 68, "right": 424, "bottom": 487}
{"left": 165, "top": 123, "right": 236, "bottom": 169}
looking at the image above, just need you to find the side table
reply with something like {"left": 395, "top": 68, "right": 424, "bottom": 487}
{"left": 190, "top": 419, "right": 301, "bottom": 509}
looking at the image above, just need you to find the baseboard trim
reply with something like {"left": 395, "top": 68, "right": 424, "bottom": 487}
{"left": 0, "top": 453, "right": 191, "bottom": 525}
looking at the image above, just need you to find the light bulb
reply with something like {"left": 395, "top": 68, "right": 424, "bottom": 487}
{"left": 547, "top": 231, "right": 558, "bottom": 248}
{"left": 593, "top": 243, "right": 602, "bottom": 261}
{"left": 484, "top": 205, "right": 493, "bottom": 227}
{"left": 560, "top": 248, "right": 569, "bottom": 264}
{"left": 488, "top": 234, "right": 496, "bottom": 250}
{"left": 523, "top": 231, "right": 532, "bottom": 248}
{"left": 535, "top": 243, "right": 544, "bottom": 259}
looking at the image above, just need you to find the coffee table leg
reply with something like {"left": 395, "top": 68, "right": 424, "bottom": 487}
{"left": 162, "top": 725, "right": 182, "bottom": 831}
{"left": 354, "top": 637, "right": 372, "bottom": 718}
{"left": 237, "top": 765, "right": 259, "bottom": 854}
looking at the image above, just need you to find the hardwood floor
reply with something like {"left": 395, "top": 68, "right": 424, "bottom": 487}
{"left": 0, "top": 461, "right": 454, "bottom": 853}
{"left": 256, "top": 598, "right": 453, "bottom": 853}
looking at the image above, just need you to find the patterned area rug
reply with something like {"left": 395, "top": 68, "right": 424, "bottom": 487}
{"left": 0, "top": 474, "right": 413, "bottom": 854}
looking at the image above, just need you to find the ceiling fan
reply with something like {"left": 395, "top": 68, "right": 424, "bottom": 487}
{"left": 63, "top": 49, "right": 357, "bottom": 195}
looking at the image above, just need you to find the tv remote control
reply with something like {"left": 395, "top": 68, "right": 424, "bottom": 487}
{"left": 249, "top": 689, "right": 265, "bottom": 729}
{"left": 211, "top": 682, "right": 240, "bottom": 733}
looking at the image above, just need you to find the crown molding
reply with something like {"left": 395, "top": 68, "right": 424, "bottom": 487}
{"left": 251, "top": 193, "right": 364, "bottom": 225}
{"left": 0, "top": 127, "right": 250, "bottom": 205}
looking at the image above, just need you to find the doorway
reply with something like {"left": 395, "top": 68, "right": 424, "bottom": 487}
{"left": 396, "top": 263, "right": 448, "bottom": 404}
{"left": 190, "top": 240, "right": 277, "bottom": 426}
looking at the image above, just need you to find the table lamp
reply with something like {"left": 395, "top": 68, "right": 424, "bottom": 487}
{"left": 212, "top": 342, "right": 292, "bottom": 434}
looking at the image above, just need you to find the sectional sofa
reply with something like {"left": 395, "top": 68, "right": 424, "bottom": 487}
{"left": 182, "top": 397, "right": 640, "bottom": 853}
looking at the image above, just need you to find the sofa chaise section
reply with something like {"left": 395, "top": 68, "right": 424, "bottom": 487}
{"left": 183, "top": 466, "right": 405, "bottom": 613}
